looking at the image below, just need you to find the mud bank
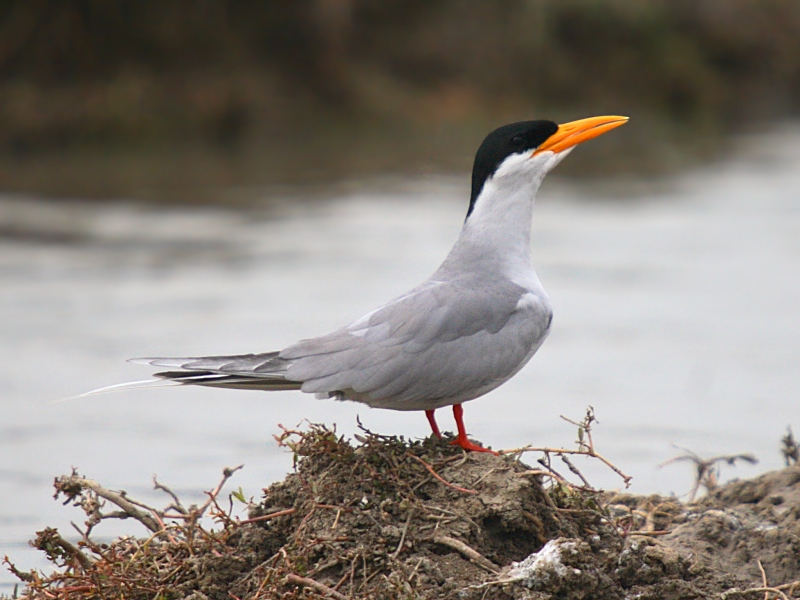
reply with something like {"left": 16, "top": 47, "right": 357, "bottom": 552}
{"left": 5, "top": 425, "right": 800, "bottom": 599}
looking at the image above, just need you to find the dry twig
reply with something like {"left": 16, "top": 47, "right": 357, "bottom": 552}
{"left": 32, "top": 528, "right": 93, "bottom": 570}
{"left": 54, "top": 471, "right": 162, "bottom": 533}
{"left": 238, "top": 508, "right": 297, "bottom": 525}
{"left": 286, "top": 573, "right": 349, "bottom": 600}
{"left": 153, "top": 475, "right": 187, "bottom": 515}
{"left": 500, "top": 407, "right": 632, "bottom": 488}
{"left": 391, "top": 510, "right": 414, "bottom": 559}
{"left": 660, "top": 447, "right": 757, "bottom": 502}
{"left": 407, "top": 453, "right": 477, "bottom": 495}
{"left": 781, "top": 427, "right": 799, "bottom": 467}
{"left": 198, "top": 464, "right": 244, "bottom": 519}
{"left": 432, "top": 535, "right": 500, "bottom": 574}
{"left": 720, "top": 586, "right": 791, "bottom": 600}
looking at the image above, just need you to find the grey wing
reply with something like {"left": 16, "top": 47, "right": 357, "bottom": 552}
{"left": 281, "top": 277, "right": 552, "bottom": 410}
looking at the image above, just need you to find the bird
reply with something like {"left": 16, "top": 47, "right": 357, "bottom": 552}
{"left": 109, "top": 115, "right": 628, "bottom": 453}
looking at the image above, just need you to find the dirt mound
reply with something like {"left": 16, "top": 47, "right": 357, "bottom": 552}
{"left": 669, "top": 467, "right": 800, "bottom": 589}
{"left": 5, "top": 425, "right": 800, "bottom": 599}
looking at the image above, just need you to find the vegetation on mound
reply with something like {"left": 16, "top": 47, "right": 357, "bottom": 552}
{"left": 4, "top": 418, "right": 800, "bottom": 599}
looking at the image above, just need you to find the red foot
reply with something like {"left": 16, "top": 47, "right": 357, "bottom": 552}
{"left": 450, "top": 404, "right": 498, "bottom": 455}
{"left": 450, "top": 435, "right": 497, "bottom": 454}
{"left": 425, "top": 409, "right": 442, "bottom": 439}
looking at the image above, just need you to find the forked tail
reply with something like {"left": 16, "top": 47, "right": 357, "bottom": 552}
{"left": 137, "top": 352, "right": 302, "bottom": 391}
{"left": 73, "top": 351, "right": 302, "bottom": 400}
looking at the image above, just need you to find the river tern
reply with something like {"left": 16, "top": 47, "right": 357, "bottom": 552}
{"left": 121, "top": 115, "right": 628, "bottom": 452}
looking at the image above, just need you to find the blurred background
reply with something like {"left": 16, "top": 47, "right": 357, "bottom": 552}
{"left": 1, "top": 0, "right": 800, "bottom": 198}
{"left": 1, "top": 0, "right": 799, "bottom": 589}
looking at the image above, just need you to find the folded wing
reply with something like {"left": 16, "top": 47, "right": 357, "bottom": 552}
{"left": 136, "top": 275, "right": 551, "bottom": 409}
{"left": 281, "top": 276, "right": 552, "bottom": 409}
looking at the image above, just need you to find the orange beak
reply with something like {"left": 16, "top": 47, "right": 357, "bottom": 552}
{"left": 534, "top": 115, "right": 628, "bottom": 155}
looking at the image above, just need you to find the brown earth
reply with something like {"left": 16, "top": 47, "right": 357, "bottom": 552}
{"left": 5, "top": 425, "right": 800, "bottom": 599}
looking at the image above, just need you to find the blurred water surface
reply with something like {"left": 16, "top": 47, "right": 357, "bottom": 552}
{"left": 1, "top": 126, "right": 799, "bottom": 590}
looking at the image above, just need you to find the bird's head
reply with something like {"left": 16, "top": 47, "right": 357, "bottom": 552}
{"left": 467, "top": 115, "right": 628, "bottom": 218}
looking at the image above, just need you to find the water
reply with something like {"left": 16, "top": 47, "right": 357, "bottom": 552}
{"left": 1, "top": 127, "right": 799, "bottom": 590}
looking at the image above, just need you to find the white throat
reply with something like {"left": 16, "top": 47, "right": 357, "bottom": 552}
{"left": 436, "top": 149, "right": 570, "bottom": 283}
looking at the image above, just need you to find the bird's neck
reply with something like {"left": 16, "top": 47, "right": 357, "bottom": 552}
{"left": 437, "top": 176, "right": 542, "bottom": 283}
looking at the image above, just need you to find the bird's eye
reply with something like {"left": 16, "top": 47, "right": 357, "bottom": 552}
{"left": 511, "top": 135, "right": 524, "bottom": 146}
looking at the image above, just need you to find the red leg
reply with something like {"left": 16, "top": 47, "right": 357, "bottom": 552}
{"left": 451, "top": 404, "right": 497, "bottom": 454}
{"left": 425, "top": 409, "right": 442, "bottom": 439}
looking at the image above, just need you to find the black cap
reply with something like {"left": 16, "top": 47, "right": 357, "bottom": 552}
{"left": 467, "top": 120, "right": 558, "bottom": 218}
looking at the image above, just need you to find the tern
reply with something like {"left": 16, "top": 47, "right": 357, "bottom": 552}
{"left": 121, "top": 115, "right": 628, "bottom": 453}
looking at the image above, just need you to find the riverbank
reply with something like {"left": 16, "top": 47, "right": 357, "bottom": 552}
{"left": 2, "top": 0, "right": 799, "bottom": 201}
{"left": 5, "top": 424, "right": 799, "bottom": 599}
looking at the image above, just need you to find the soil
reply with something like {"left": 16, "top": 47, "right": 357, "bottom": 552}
{"left": 6, "top": 425, "right": 800, "bottom": 599}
